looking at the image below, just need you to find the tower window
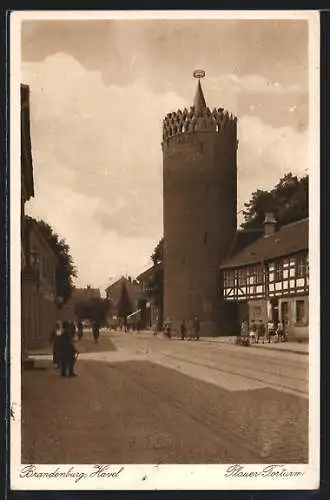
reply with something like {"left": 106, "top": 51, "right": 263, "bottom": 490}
{"left": 204, "top": 232, "right": 208, "bottom": 246}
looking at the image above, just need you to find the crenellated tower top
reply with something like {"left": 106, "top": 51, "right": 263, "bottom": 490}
{"left": 162, "top": 70, "right": 237, "bottom": 144}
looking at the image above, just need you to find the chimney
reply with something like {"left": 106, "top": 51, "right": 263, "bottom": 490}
{"left": 263, "top": 212, "right": 277, "bottom": 237}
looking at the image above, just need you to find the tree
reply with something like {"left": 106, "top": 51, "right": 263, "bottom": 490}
{"left": 241, "top": 173, "right": 308, "bottom": 230}
{"left": 151, "top": 238, "right": 164, "bottom": 265}
{"left": 117, "top": 283, "right": 133, "bottom": 319}
{"left": 26, "top": 216, "right": 77, "bottom": 306}
{"left": 74, "top": 298, "right": 111, "bottom": 326}
{"left": 147, "top": 238, "right": 164, "bottom": 322}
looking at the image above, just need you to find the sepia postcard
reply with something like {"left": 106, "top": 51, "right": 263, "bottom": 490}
{"left": 10, "top": 10, "right": 320, "bottom": 491}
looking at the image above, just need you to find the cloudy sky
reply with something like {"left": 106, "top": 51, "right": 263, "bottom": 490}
{"left": 21, "top": 15, "right": 310, "bottom": 293}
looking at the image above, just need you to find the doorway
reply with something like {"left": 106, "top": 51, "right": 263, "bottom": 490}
{"left": 281, "top": 301, "right": 289, "bottom": 326}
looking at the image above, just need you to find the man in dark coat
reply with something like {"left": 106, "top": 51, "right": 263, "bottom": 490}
{"left": 92, "top": 320, "right": 100, "bottom": 343}
{"left": 68, "top": 321, "right": 76, "bottom": 340}
{"left": 50, "top": 321, "right": 62, "bottom": 368}
{"left": 180, "top": 320, "right": 186, "bottom": 340}
{"left": 193, "top": 316, "right": 200, "bottom": 340}
{"left": 77, "top": 320, "right": 83, "bottom": 341}
{"left": 58, "top": 321, "right": 78, "bottom": 377}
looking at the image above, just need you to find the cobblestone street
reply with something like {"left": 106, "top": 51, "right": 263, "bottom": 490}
{"left": 21, "top": 330, "right": 308, "bottom": 464}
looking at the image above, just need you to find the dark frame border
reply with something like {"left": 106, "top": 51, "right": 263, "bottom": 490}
{"left": 1, "top": 6, "right": 328, "bottom": 500}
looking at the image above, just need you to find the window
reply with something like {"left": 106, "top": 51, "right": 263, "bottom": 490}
{"left": 296, "top": 300, "right": 306, "bottom": 323}
{"left": 255, "top": 266, "right": 263, "bottom": 284}
{"left": 296, "top": 254, "right": 306, "bottom": 278}
{"left": 248, "top": 266, "right": 263, "bottom": 284}
{"left": 249, "top": 271, "right": 256, "bottom": 285}
{"left": 204, "top": 232, "right": 208, "bottom": 246}
{"left": 224, "top": 271, "right": 234, "bottom": 287}
{"left": 238, "top": 269, "right": 247, "bottom": 286}
{"left": 275, "top": 261, "right": 283, "bottom": 281}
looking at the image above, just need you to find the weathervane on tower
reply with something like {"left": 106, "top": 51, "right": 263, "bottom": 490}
{"left": 192, "top": 70, "right": 207, "bottom": 110}
{"left": 193, "top": 69, "right": 206, "bottom": 79}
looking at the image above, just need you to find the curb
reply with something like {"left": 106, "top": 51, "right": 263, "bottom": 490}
{"left": 248, "top": 343, "right": 308, "bottom": 356}
{"left": 167, "top": 336, "right": 308, "bottom": 355}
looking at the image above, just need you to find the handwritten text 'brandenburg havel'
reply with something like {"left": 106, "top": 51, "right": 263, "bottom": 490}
{"left": 19, "top": 464, "right": 124, "bottom": 483}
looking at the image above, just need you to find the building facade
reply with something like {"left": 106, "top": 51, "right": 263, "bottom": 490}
{"left": 136, "top": 265, "right": 161, "bottom": 328}
{"left": 21, "top": 84, "right": 59, "bottom": 355}
{"left": 162, "top": 77, "right": 238, "bottom": 335}
{"left": 22, "top": 219, "right": 58, "bottom": 350}
{"left": 21, "top": 83, "right": 37, "bottom": 359}
{"left": 221, "top": 217, "right": 309, "bottom": 342}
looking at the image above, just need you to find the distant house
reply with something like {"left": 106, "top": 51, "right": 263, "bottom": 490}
{"left": 58, "top": 285, "right": 101, "bottom": 323}
{"left": 105, "top": 276, "right": 147, "bottom": 326}
{"left": 72, "top": 286, "right": 101, "bottom": 303}
{"left": 136, "top": 265, "right": 161, "bottom": 328}
{"left": 220, "top": 214, "right": 309, "bottom": 342}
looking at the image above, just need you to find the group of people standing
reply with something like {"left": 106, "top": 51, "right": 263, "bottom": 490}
{"left": 49, "top": 319, "right": 101, "bottom": 377}
{"left": 156, "top": 316, "right": 201, "bottom": 340}
{"left": 239, "top": 319, "right": 287, "bottom": 344}
{"left": 179, "top": 316, "right": 200, "bottom": 341}
{"left": 49, "top": 321, "right": 79, "bottom": 378}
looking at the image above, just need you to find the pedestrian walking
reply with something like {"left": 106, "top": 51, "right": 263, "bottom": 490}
{"left": 49, "top": 321, "right": 62, "bottom": 368}
{"left": 192, "top": 316, "right": 200, "bottom": 340}
{"left": 164, "top": 320, "right": 172, "bottom": 339}
{"left": 154, "top": 317, "right": 160, "bottom": 336}
{"left": 58, "top": 321, "right": 78, "bottom": 378}
{"left": 92, "top": 320, "right": 100, "bottom": 343}
{"left": 77, "top": 320, "right": 83, "bottom": 340}
{"left": 68, "top": 321, "right": 76, "bottom": 340}
{"left": 180, "top": 320, "right": 186, "bottom": 340}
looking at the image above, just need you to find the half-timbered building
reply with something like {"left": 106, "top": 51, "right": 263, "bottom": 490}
{"left": 220, "top": 215, "right": 309, "bottom": 342}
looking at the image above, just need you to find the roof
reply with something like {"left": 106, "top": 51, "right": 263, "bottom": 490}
{"left": 193, "top": 79, "right": 207, "bottom": 111}
{"left": 136, "top": 263, "right": 161, "bottom": 283}
{"left": 28, "top": 219, "right": 58, "bottom": 264}
{"left": 220, "top": 218, "right": 308, "bottom": 269}
{"left": 105, "top": 276, "right": 144, "bottom": 306}
{"left": 71, "top": 287, "right": 101, "bottom": 303}
{"left": 224, "top": 229, "right": 263, "bottom": 261}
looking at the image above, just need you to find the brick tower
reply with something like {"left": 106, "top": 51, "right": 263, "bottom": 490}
{"left": 162, "top": 74, "right": 238, "bottom": 335}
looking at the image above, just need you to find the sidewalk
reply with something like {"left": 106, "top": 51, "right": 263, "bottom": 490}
{"left": 201, "top": 336, "right": 308, "bottom": 355}
{"left": 139, "top": 330, "right": 308, "bottom": 355}
{"left": 27, "top": 334, "right": 117, "bottom": 359}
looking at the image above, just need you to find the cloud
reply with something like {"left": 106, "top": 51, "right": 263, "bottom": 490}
{"left": 209, "top": 74, "right": 301, "bottom": 96}
{"left": 237, "top": 115, "right": 308, "bottom": 212}
{"left": 23, "top": 53, "right": 308, "bottom": 290}
{"left": 27, "top": 183, "right": 155, "bottom": 293}
{"left": 23, "top": 53, "right": 187, "bottom": 290}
